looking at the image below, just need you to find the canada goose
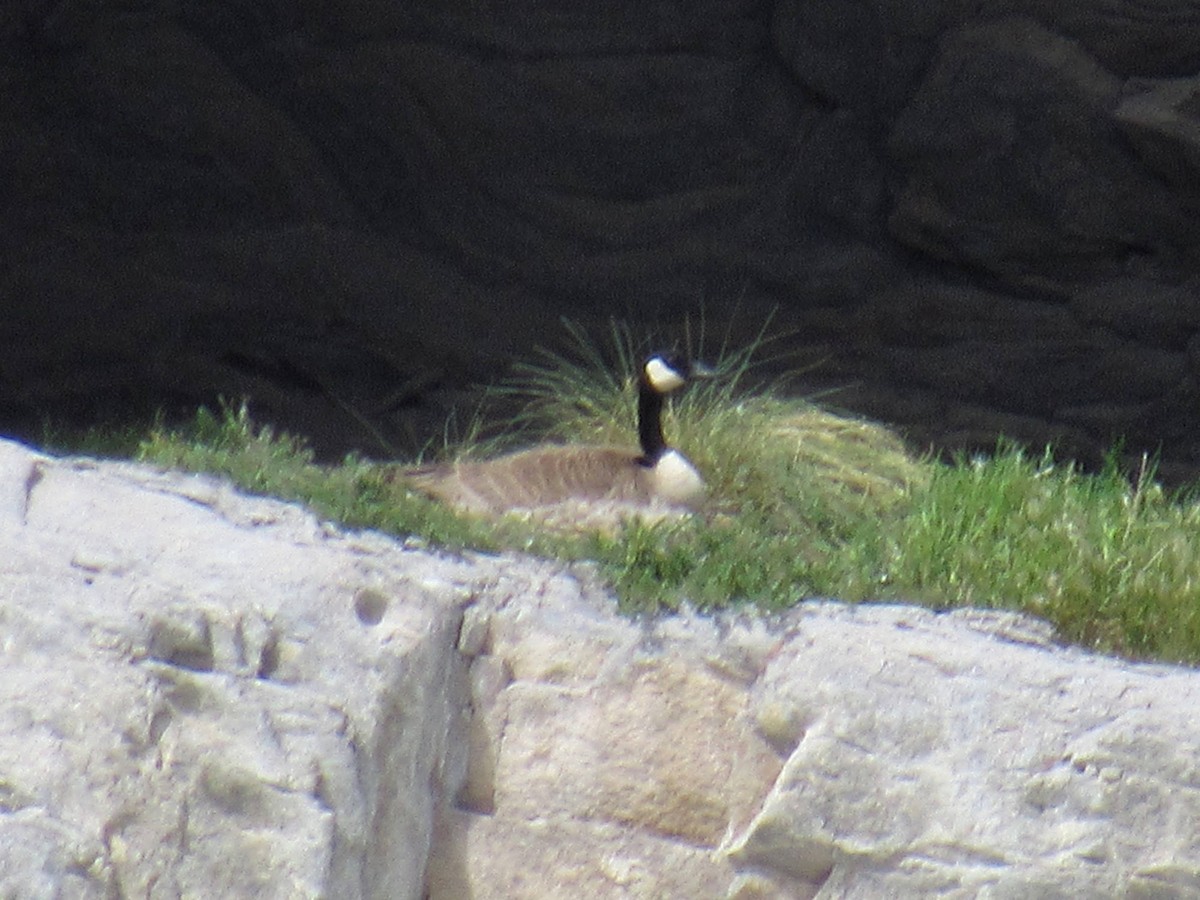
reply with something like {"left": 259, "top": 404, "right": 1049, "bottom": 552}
{"left": 397, "top": 353, "right": 712, "bottom": 529}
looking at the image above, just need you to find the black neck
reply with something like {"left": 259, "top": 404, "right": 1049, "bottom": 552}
{"left": 637, "top": 376, "right": 667, "bottom": 465}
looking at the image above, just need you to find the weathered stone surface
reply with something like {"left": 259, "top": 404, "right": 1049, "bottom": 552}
{"left": 425, "top": 602, "right": 784, "bottom": 898}
{"left": 1072, "top": 276, "right": 1200, "bottom": 349}
{"left": 7, "top": 437, "right": 1200, "bottom": 897}
{"left": 779, "top": 0, "right": 1200, "bottom": 95}
{"left": 878, "top": 340, "right": 1187, "bottom": 414}
{"left": 436, "top": 585, "right": 1200, "bottom": 897}
{"left": 7, "top": 1, "right": 1200, "bottom": 485}
{"left": 1115, "top": 75, "right": 1200, "bottom": 206}
{"left": 863, "top": 285, "right": 1083, "bottom": 348}
{"left": 0, "top": 437, "right": 508, "bottom": 898}
{"left": 1033, "top": 0, "right": 1200, "bottom": 78}
{"left": 730, "top": 605, "right": 1200, "bottom": 896}
{"left": 888, "top": 16, "right": 1191, "bottom": 283}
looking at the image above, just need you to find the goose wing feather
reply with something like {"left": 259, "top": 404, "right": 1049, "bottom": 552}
{"left": 405, "top": 445, "right": 653, "bottom": 513}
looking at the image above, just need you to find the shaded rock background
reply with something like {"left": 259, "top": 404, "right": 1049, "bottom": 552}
{"left": 5, "top": 437, "right": 1200, "bottom": 898}
{"left": 2, "top": 0, "right": 1200, "bottom": 478}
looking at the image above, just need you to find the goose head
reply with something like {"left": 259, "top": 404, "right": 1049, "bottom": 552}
{"left": 640, "top": 353, "right": 713, "bottom": 396}
{"left": 636, "top": 352, "right": 712, "bottom": 468}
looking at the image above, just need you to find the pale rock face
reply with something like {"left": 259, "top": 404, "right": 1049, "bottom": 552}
{"left": 4, "top": 437, "right": 1200, "bottom": 899}
{"left": 728, "top": 605, "right": 1200, "bottom": 897}
{"left": 0, "top": 439, "right": 482, "bottom": 899}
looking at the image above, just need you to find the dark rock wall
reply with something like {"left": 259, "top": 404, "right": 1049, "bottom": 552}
{"left": 2, "top": 0, "right": 1199, "bottom": 477}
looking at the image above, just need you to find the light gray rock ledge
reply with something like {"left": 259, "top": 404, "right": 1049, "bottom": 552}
{"left": 1, "top": 437, "right": 1199, "bottom": 899}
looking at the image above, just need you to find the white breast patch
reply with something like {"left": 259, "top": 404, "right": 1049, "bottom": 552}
{"left": 649, "top": 449, "right": 705, "bottom": 504}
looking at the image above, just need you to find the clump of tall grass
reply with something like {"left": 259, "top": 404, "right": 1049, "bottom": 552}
{"left": 112, "top": 321, "right": 1200, "bottom": 664}
{"left": 422, "top": 317, "right": 929, "bottom": 611}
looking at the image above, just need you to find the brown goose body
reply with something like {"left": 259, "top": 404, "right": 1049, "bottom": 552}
{"left": 399, "top": 353, "right": 709, "bottom": 530}
{"left": 406, "top": 444, "right": 703, "bottom": 514}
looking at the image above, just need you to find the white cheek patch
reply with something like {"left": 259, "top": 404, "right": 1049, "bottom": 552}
{"left": 651, "top": 450, "right": 705, "bottom": 504}
{"left": 644, "top": 357, "right": 687, "bottom": 392}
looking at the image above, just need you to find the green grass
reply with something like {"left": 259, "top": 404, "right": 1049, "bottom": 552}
{"left": 890, "top": 448, "right": 1200, "bottom": 661}
{"left": 106, "top": 325, "right": 1200, "bottom": 665}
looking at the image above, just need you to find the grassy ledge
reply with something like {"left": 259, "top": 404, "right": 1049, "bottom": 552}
{"left": 105, "top": 328, "right": 1200, "bottom": 666}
